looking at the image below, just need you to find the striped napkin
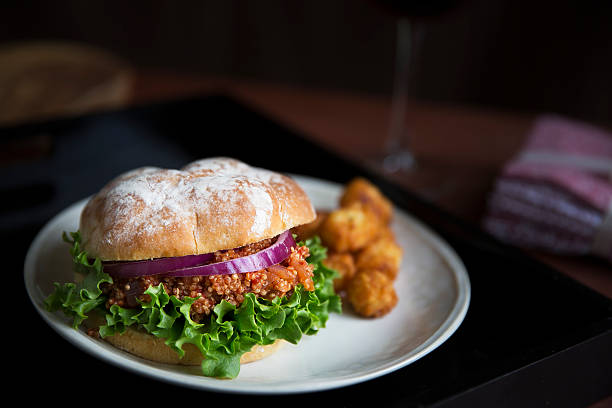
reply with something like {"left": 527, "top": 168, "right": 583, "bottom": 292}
{"left": 482, "top": 115, "right": 612, "bottom": 262}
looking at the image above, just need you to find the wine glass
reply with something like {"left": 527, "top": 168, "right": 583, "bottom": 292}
{"left": 373, "top": 0, "right": 462, "bottom": 174}
{"left": 381, "top": 16, "right": 421, "bottom": 173}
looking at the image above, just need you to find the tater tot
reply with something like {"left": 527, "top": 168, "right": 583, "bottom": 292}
{"left": 377, "top": 226, "right": 396, "bottom": 241}
{"left": 355, "top": 236, "right": 403, "bottom": 280}
{"left": 319, "top": 204, "right": 381, "bottom": 252}
{"left": 347, "top": 270, "right": 398, "bottom": 318}
{"left": 323, "top": 252, "right": 356, "bottom": 292}
{"left": 291, "top": 211, "right": 328, "bottom": 242}
{"left": 340, "top": 178, "right": 393, "bottom": 224}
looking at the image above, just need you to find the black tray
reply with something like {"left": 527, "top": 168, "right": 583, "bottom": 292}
{"left": 7, "top": 94, "right": 611, "bottom": 407}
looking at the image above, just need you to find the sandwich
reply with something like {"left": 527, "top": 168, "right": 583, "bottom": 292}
{"left": 45, "top": 157, "right": 341, "bottom": 378}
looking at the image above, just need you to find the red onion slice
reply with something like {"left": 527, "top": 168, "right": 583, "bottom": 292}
{"left": 101, "top": 230, "right": 296, "bottom": 279}
{"left": 103, "top": 253, "right": 214, "bottom": 278}
{"left": 164, "top": 230, "right": 296, "bottom": 277}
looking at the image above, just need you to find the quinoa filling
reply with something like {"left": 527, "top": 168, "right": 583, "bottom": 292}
{"left": 102, "top": 239, "right": 315, "bottom": 323}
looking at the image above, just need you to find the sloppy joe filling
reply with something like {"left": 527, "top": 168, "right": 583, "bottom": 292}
{"left": 101, "top": 239, "right": 315, "bottom": 323}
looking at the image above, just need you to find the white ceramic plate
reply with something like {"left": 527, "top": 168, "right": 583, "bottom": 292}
{"left": 24, "top": 175, "right": 470, "bottom": 394}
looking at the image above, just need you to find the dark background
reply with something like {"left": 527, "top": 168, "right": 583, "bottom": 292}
{"left": 1, "top": 0, "right": 611, "bottom": 124}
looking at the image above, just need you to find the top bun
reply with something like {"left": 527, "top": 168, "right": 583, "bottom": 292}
{"left": 80, "top": 157, "right": 315, "bottom": 261}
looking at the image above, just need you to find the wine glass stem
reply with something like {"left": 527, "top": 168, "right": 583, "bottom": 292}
{"left": 384, "top": 18, "right": 424, "bottom": 172}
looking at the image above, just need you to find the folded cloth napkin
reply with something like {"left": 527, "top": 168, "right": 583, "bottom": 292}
{"left": 482, "top": 115, "right": 612, "bottom": 262}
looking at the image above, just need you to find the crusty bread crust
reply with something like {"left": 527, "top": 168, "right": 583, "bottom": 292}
{"left": 80, "top": 157, "right": 315, "bottom": 260}
{"left": 84, "top": 312, "right": 284, "bottom": 366}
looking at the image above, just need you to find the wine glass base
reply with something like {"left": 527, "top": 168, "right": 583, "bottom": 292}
{"left": 382, "top": 150, "right": 416, "bottom": 174}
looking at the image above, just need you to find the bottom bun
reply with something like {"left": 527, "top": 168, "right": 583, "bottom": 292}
{"left": 84, "top": 312, "right": 284, "bottom": 366}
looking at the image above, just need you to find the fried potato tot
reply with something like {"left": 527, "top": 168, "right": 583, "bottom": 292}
{"left": 347, "top": 270, "right": 397, "bottom": 318}
{"left": 323, "top": 252, "right": 356, "bottom": 292}
{"left": 340, "top": 178, "right": 393, "bottom": 224}
{"left": 355, "top": 236, "right": 403, "bottom": 280}
{"left": 319, "top": 204, "right": 381, "bottom": 252}
{"left": 375, "top": 225, "right": 396, "bottom": 242}
{"left": 291, "top": 211, "right": 328, "bottom": 242}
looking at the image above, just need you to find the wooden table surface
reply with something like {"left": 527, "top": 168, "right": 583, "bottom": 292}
{"left": 131, "top": 70, "right": 612, "bottom": 304}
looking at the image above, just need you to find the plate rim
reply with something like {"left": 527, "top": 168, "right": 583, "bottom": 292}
{"left": 24, "top": 174, "right": 471, "bottom": 394}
